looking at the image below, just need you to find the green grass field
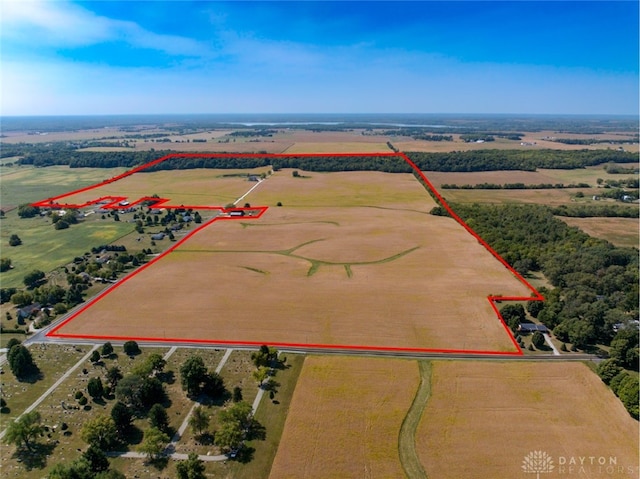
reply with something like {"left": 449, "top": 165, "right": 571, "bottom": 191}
{"left": 0, "top": 211, "right": 135, "bottom": 288}
{"left": 232, "top": 354, "right": 305, "bottom": 479}
{"left": 0, "top": 165, "right": 127, "bottom": 210}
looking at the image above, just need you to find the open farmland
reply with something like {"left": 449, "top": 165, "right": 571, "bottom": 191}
{"left": 416, "top": 361, "right": 640, "bottom": 479}
{"left": 49, "top": 168, "right": 532, "bottom": 352}
{"left": 268, "top": 356, "right": 418, "bottom": 479}
{"left": 0, "top": 165, "right": 128, "bottom": 210}
{"left": 559, "top": 217, "right": 639, "bottom": 248}
{"left": 44, "top": 167, "right": 271, "bottom": 208}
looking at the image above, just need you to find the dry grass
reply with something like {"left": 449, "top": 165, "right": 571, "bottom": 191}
{"left": 438, "top": 187, "right": 595, "bottom": 205}
{"left": 53, "top": 170, "right": 531, "bottom": 352}
{"left": 283, "top": 142, "right": 390, "bottom": 153}
{"left": 49, "top": 167, "right": 271, "bottom": 207}
{"left": 416, "top": 361, "right": 640, "bottom": 479}
{"left": 268, "top": 356, "right": 419, "bottom": 479}
{"left": 560, "top": 217, "right": 639, "bottom": 248}
{"left": 425, "top": 170, "right": 561, "bottom": 187}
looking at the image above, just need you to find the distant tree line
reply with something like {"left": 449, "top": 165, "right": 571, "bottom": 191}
{"left": 552, "top": 138, "right": 637, "bottom": 145}
{"left": 5, "top": 144, "right": 637, "bottom": 173}
{"left": 440, "top": 182, "right": 591, "bottom": 190}
{"left": 406, "top": 149, "right": 637, "bottom": 172}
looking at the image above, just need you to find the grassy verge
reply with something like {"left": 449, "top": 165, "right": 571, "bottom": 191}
{"left": 398, "top": 360, "right": 431, "bottom": 479}
{"left": 231, "top": 353, "right": 305, "bottom": 479}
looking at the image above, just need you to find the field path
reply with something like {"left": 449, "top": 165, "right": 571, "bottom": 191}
{"left": 169, "top": 348, "right": 233, "bottom": 445}
{"left": 0, "top": 344, "right": 100, "bottom": 441}
{"left": 398, "top": 361, "right": 431, "bottom": 479}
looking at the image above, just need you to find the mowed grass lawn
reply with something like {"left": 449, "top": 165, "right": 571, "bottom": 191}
{"left": 269, "top": 356, "right": 419, "bottom": 479}
{"left": 416, "top": 361, "right": 640, "bottom": 479}
{"left": 0, "top": 211, "right": 135, "bottom": 288}
{"left": 0, "top": 165, "right": 127, "bottom": 209}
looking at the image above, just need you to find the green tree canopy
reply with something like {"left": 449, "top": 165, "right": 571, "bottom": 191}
{"left": 180, "top": 355, "right": 208, "bottom": 397}
{"left": 176, "top": 452, "right": 206, "bottom": 479}
{"left": 188, "top": 406, "right": 209, "bottom": 437}
{"left": 139, "top": 427, "right": 169, "bottom": 460}
{"left": 81, "top": 415, "right": 119, "bottom": 451}
{"left": 3, "top": 411, "right": 44, "bottom": 451}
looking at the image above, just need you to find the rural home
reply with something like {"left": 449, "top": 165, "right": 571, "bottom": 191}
{"left": 518, "top": 323, "right": 549, "bottom": 334}
{"left": 17, "top": 303, "right": 42, "bottom": 320}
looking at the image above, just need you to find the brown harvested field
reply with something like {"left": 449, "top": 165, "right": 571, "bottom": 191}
{"left": 437, "top": 186, "right": 590, "bottom": 205}
{"left": 283, "top": 141, "right": 390, "bottom": 153}
{"left": 417, "top": 361, "right": 640, "bottom": 479}
{"left": 269, "top": 356, "right": 418, "bottom": 479}
{"left": 560, "top": 217, "right": 639, "bottom": 248}
{"left": 51, "top": 170, "right": 532, "bottom": 352}
{"left": 48, "top": 167, "right": 271, "bottom": 207}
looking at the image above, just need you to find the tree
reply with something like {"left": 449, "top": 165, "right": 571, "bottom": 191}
{"left": 83, "top": 444, "right": 110, "bottom": 473}
{"left": 0, "top": 258, "right": 12, "bottom": 272}
{"left": 101, "top": 342, "right": 114, "bottom": 357}
{"left": 251, "top": 345, "right": 278, "bottom": 368}
{"left": 214, "top": 421, "right": 244, "bottom": 453}
{"left": 123, "top": 340, "right": 140, "bottom": 356}
{"left": 500, "top": 304, "right": 526, "bottom": 332}
{"left": 23, "top": 269, "right": 45, "bottom": 289}
{"left": 148, "top": 404, "right": 169, "bottom": 433}
{"left": 176, "top": 452, "right": 206, "bottom": 479}
{"left": 202, "top": 371, "right": 226, "bottom": 398}
{"left": 3, "top": 411, "right": 44, "bottom": 451}
{"left": 597, "top": 359, "right": 623, "bottom": 385}
{"left": 111, "top": 401, "right": 132, "bottom": 433}
{"left": 6, "top": 338, "right": 21, "bottom": 351}
{"left": 132, "top": 353, "right": 165, "bottom": 377}
{"left": 8, "top": 234, "right": 21, "bottom": 247}
{"left": 532, "top": 331, "right": 546, "bottom": 349}
{"left": 105, "top": 366, "right": 123, "bottom": 390}
{"left": 81, "top": 415, "right": 119, "bottom": 451}
{"left": 116, "top": 374, "right": 164, "bottom": 411}
{"left": 180, "top": 355, "right": 208, "bottom": 397}
{"left": 232, "top": 386, "right": 243, "bottom": 403}
{"left": 189, "top": 406, "right": 209, "bottom": 437}
{"left": 87, "top": 377, "right": 105, "bottom": 400}
{"left": 253, "top": 367, "right": 269, "bottom": 386}
{"left": 48, "top": 458, "right": 93, "bottom": 478}
{"left": 8, "top": 344, "right": 38, "bottom": 380}
{"left": 17, "top": 204, "right": 39, "bottom": 218}
{"left": 139, "top": 427, "right": 169, "bottom": 460}
{"left": 90, "top": 350, "right": 101, "bottom": 363}
{"left": 617, "top": 374, "right": 639, "bottom": 419}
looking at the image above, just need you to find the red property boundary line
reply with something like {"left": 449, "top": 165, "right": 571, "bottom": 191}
{"left": 38, "top": 152, "right": 543, "bottom": 356}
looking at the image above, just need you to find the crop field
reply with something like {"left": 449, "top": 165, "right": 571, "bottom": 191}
{"left": 43, "top": 167, "right": 272, "bottom": 208}
{"left": 49, "top": 168, "right": 532, "bottom": 353}
{"left": 560, "top": 217, "right": 639, "bottom": 248}
{"left": 416, "top": 361, "right": 640, "bottom": 479}
{"left": 268, "top": 356, "right": 418, "bottom": 479}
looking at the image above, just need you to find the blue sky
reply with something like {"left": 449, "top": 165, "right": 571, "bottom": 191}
{"left": 1, "top": 1, "right": 638, "bottom": 115}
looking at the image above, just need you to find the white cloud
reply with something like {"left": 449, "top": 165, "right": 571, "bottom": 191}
{"left": 1, "top": 1, "right": 208, "bottom": 56}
